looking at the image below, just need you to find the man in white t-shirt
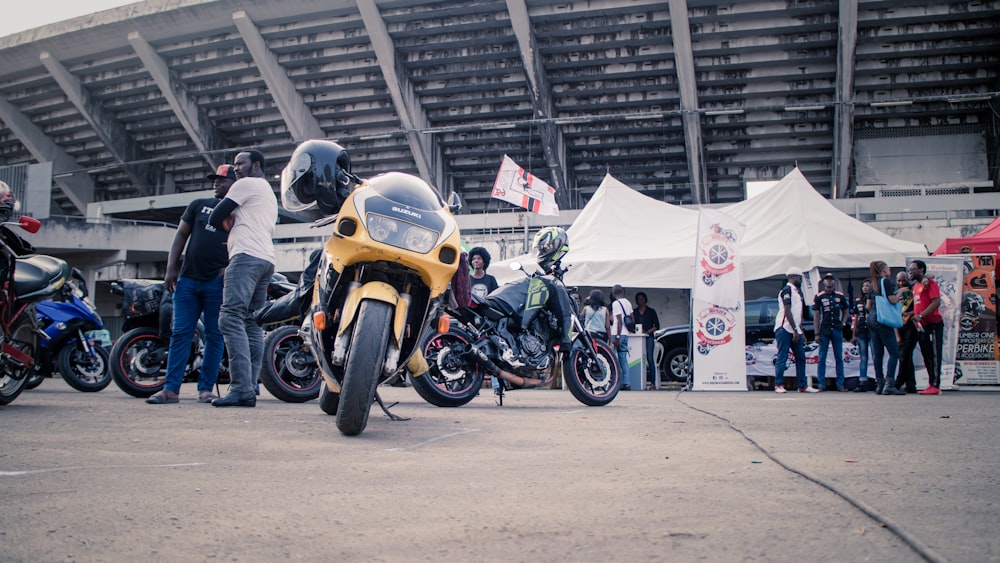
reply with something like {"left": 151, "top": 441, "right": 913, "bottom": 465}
{"left": 208, "top": 149, "right": 278, "bottom": 407}
{"left": 610, "top": 284, "right": 634, "bottom": 390}
{"left": 773, "top": 266, "right": 813, "bottom": 393}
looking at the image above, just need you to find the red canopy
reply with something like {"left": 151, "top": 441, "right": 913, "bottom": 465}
{"left": 934, "top": 216, "right": 1000, "bottom": 255}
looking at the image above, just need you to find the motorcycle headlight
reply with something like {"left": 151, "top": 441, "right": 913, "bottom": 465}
{"left": 366, "top": 214, "right": 438, "bottom": 254}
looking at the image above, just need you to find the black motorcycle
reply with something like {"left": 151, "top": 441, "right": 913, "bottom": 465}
{"left": 254, "top": 251, "right": 322, "bottom": 403}
{"left": 108, "top": 279, "right": 220, "bottom": 398}
{"left": 413, "top": 259, "right": 621, "bottom": 407}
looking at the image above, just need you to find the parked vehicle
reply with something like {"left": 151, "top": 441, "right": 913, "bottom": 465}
{"left": 0, "top": 213, "right": 71, "bottom": 405}
{"left": 26, "top": 269, "right": 111, "bottom": 392}
{"left": 281, "top": 139, "right": 463, "bottom": 436}
{"left": 108, "top": 279, "right": 214, "bottom": 398}
{"left": 655, "top": 297, "right": 817, "bottom": 382}
{"left": 414, "top": 238, "right": 621, "bottom": 408}
{"left": 255, "top": 252, "right": 321, "bottom": 403}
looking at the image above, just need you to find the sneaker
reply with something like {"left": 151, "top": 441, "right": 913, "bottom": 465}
{"left": 882, "top": 386, "right": 906, "bottom": 396}
{"left": 799, "top": 387, "right": 819, "bottom": 393}
{"left": 918, "top": 385, "right": 941, "bottom": 395}
{"left": 853, "top": 382, "right": 868, "bottom": 393}
{"left": 774, "top": 385, "right": 786, "bottom": 394}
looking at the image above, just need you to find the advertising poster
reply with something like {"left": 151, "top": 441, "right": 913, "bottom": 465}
{"left": 954, "top": 254, "right": 998, "bottom": 384}
{"left": 918, "top": 256, "right": 966, "bottom": 389}
{"left": 691, "top": 208, "right": 746, "bottom": 390}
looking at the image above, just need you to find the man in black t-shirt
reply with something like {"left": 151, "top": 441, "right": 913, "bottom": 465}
{"left": 812, "top": 273, "right": 849, "bottom": 391}
{"left": 146, "top": 164, "right": 234, "bottom": 404}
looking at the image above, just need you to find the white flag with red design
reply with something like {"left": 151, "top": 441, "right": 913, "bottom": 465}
{"left": 491, "top": 155, "right": 559, "bottom": 216}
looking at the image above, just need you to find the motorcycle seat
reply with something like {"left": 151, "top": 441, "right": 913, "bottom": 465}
{"left": 15, "top": 254, "right": 70, "bottom": 302}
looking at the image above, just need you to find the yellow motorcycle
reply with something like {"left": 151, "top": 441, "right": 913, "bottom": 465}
{"left": 281, "top": 140, "right": 462, "bottom": 436}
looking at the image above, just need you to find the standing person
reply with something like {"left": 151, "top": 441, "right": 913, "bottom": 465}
{"left": 468, "top": 246, "right": 498, "bottom": 299}
{"left": 851, "top": 279, "right": 873, "bottom": 392}
{"left": 609, "top": 284, "right": 634, "bottom": 390}
{"left": 812, "top": 273, "right": 850, "bottom": 391}
{"left": 208, "top": 150, "right": 278, "bottom": 408}
{"left": 894, "top": 271, "right": 917, "bottom": 393}
{"left": 910, "top": 260, "right": 944, "bottom": 395}
{"left": 774, "top": 267, "right": 813, "bottom": 393}
{"left": 582, "top": 289, "right": 609, "bottom": 342}
{"left": 866, "top": 261, "right": 906, "bottom": 396}
{"left": 633, "top": 292, "right": 660, "bottom": 390}
{"left": 146, "top": 164, "right": 235, "bottom": 404}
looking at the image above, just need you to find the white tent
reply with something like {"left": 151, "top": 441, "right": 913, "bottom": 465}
{"left": 723, "top": 167, "right": 928, "bottom": 281}
{"left": 493, "top": 175, "right": 699, "bottom": 287}
{"left": 494, "top": 168, "right": 928, "bottom": 288}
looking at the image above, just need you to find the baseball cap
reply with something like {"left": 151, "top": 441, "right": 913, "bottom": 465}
{"left": 823, "top": 272, "right": 834, "bottom": 279}
{"left": 785, "top": 267, "right": 803, "bottom": 277}
{"left": 207, "top": 164, "right": 237, "bottom": 180}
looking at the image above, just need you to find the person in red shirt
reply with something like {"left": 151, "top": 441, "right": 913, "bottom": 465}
{"left": 908, "top": 260, "right": 944, "bottom": 394}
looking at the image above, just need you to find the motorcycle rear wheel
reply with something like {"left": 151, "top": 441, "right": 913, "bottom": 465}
{"left": 110, "top": 327, "right": 167, "bottom": 398}
{"left": 336, "top": 300, "right": 392, "bottom": 436}
{"left": 0, "top": 316, "right": 36, "bottom": 405}
{"left": 411, "top": 327, "right": 483, "bottom": 407}
{"left": 58, "top": 344, "right": 111, "bottom": 392}
{"left": 260, "top": 325, "right": 320, "bottom": 403}
{"left": 565, "top": 339, "right": 620, "bottom": 406}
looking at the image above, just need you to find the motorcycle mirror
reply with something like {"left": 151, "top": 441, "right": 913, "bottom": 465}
{"left": 17, "top": 215, "right": 41, "bottom": 234}
{"left": 509, "top": 262, "right": 523, "bottom": 272}
{"left": 446, "top": 192, "right": 462, "bottom": 214}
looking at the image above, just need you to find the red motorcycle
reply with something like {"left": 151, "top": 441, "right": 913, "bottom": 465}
{"left": 0, "top": 215, "right": 71, "bottom": 405}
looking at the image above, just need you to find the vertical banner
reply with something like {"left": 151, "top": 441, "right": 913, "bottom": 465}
{"left": 691, "top": 208, "right": 746, "bottom": 390}
{"left": 490, "top": 155, "right": 559, "bottom": 216}
{"left": 954, "top": 254, "right": 999, "bottom": 384}
{"left": 919, "top": 256, "right": 966, "bottom": 389}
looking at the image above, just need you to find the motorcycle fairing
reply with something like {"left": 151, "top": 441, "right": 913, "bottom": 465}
{"left": 322, "top": 188, "right": 460, "bottom": 297}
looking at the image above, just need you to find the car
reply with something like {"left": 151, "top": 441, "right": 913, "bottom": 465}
{"left": 654, "top": 297, "right": 818, "bottom": 382}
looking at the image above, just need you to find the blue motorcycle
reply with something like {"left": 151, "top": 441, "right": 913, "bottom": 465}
{"left": 25, "top": 271, "right": 111, "bottom": 392}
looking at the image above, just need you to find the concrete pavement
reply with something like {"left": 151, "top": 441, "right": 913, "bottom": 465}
{"left": 1, "top": 379, "right": 997, "bottom": 562}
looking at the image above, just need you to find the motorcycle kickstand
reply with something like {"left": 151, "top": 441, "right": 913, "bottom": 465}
{"left": 494, "top": 381, "right": 505, "bottom": 407}
{"left": 374, "top": 390, "right": 410, "bottom": 422}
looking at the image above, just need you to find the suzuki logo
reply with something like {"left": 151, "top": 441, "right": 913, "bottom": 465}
{"left": 392, "top": 206, "right": 421, "bottom": 219}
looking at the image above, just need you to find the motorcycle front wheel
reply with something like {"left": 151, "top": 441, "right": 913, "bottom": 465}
{"left": 0, "top": 316, "right": 36, "bottom": 405}
{"left": 58, "top": 343, "right": 111, "bottom": 392}
{"left": 260, "top": 325, "right": 321, "bottom": 403}
{"left": 336, "top": 300, "right": 392, "bottom": 436}
{"left": 411, "top": 327, "right": 483, "bottom": 407}
{"left": 565, "top": 338, "right": 620, "bottom": 406}
{"left": 110, "top": 327, "right": 167, "bottom": 398}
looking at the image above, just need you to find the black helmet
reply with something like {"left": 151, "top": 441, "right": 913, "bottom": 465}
{"left": 280, "top": 140, "right": 353, "bottom": 215}
{"left": 533, "top": 226, "right": 569, "bottom": 271}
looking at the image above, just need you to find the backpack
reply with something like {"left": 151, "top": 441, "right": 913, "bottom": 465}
{"left": 614, "top": 299, "right": 636, "bottom": 333}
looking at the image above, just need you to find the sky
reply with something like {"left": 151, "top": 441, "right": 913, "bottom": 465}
{"left": 1, "top": 0, "right": 138, "bottom": 37}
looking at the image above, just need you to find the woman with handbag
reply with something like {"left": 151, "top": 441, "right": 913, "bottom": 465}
{"left": 866, "top": 261, "right": 906, "bottom": 395}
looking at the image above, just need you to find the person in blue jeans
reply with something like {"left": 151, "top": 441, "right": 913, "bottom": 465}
{"left": 773, "top": 267, "right": 812, "bottom": 392}
{"left": 851, "top": 279, "right": 872, "bottom": 392}
{"left": 866, "top": 260, "right": 905, "bottom": 396}
{"left": 146, "top": 164, "right": 235, "bottom": 404}
{"left": 812, "top": 273, "right": 849, "bottom": 391}
{"left": 209, "top": 150, "right": 278, "bottom": 408}
{"left": 610, "top": 284, "right": 634, "bottom": 390}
